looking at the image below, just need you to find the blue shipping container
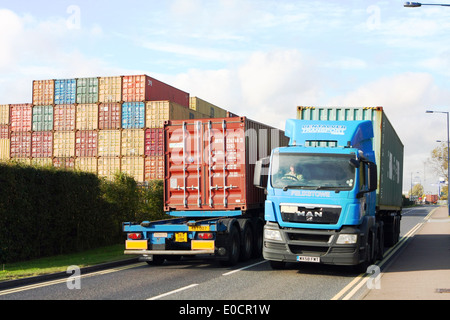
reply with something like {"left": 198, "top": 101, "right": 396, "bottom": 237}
{"left": 54, "top": 79, "right": 76, "bottom": 104}
{"left": 122, "top": 102, "right": 145, "bottom": 129}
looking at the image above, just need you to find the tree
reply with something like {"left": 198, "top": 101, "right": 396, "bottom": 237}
{"left": 410, "top": 183, "right": 424, "bottom": 198}
{"left": 430, "top": 143, "right": 448, "bottom": 181}
{"left": 430, "top": 143, "right": 448, "bottom": 200}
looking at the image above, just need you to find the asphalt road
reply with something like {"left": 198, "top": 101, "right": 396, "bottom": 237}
{"left": 0, "top": 205, "right": 434, "bottom": 301}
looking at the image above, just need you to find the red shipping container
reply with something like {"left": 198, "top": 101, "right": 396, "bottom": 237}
{"left": 122, "top": 75, "right": 190, "bottom": 107}
{"left": 0, "top": 125, "right": 9, "bottom": 139}
{"left": 145, "top": 128, "right": 164, "bottom": 156}
{"left": 75, "top": 130, "right": 98, "bottom": 157}
{"left": 10, "top": 104, "right": 32, "bottom": 132}
{"left": 164, "top": 117, "right": 288, "bottom": 213}
{"left": 145, "top": 156, "right": 164, "bottom": 181}
{"left": 10, "top": 131, "right": 32, "bottom": 158}
{"left": 32, "top": 131, "right": 53, "bottom": 158}
{"left": 99, "top": 103, "right": 121, "bottom": 129}
{"left": 54, "top": 105, "right": 76, "bottom": 131}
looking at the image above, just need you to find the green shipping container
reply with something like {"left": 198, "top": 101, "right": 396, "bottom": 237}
{"left": 32, "top": 105, "right": 54, "bottom": 131}
{"left": 77, "top": 77, "right": 99, "bottom": 104}
{"left": 297, "top": 106, "right": 404, "bottom": 210}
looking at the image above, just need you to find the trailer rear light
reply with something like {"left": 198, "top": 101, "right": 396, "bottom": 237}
{"left": 128, "top": 233, "right": 142, "bottom": 240}
{"left": 198, "top": 233, "right": 213, "bottom": 240}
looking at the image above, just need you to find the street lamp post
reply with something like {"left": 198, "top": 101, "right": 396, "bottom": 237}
{"left": 404, "top": 2, "right": 450, "bottom": 7}
{"left": 426, "top": 110, "right": 450, "bottom": 216}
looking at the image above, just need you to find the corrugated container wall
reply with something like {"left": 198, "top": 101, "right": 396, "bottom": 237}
{"left": 0, "top": 125, "right": 9, "bottom": 139}
{"left": 0, "top": 105, "right": 9, "bottom": 125}
{"left": 54, "top": 79, "right": 76, "bottom": 104}
{"left": 296, "top": 106, "right": 404, "bottom": 209}
{"left": 98, "top": 157, "right": 121, "bottom": 180}
{"left": 99, "top": 76, "right": 122, "bottom": 103}
{"left": 189, "top": 97, "right": 228, "bottom": 118}
{"left": 75, "top": 157, "right": 97, "bottom": 174}
{"left": 145, "top": 156, "right": 164, "bottom": 180}
{"left": 32, "top": 105, "right": 53, "bottom": 131}
{"left": 53, "top": 131, "right": 75, "bottom": 157}
{"left": 75, "top": 130, "right": 98, "bottom": 157}
{"left": 54, "top": 105, "right": 76, "bottom": 131}
{"left": 77, "top": 78, "right": 99, "bottom": 104}
{"left": 31, "top": 131, "right": 53, "bottom": 158}
{"left": 0, "top": 139, "right": 10, "bottom": 160}
{"left": 33, "top": 80, "right": 54, "bottom": 105}
{"left": 53, "top": 157, "right": 74, "bottom": 169}
{"left": 122, "top": 75, "right": 190, "bottom": 107}
{"left": 146, "top": 101, "right": 204, "bottom": 128}
{"left": 76, "top": 104, "right": 98, "bottom": 130}
{"left": 99, "top": 103, "right": 121, "bottom": 129}
{"left": 10, "top": 132, "right": 32, "bottom": 158}
{"left": 121, "top": 157, "right": 144, "bottom": 182}
{"left": 145, "top": 128, "right": 163, "bottom": 156}
{"left": 164, "top": 117, "right": 288, "bottom": 214}
{"left": 121, "top": 129, "right": 144, "bottom": 156}
{"left": 10, "top": 104, "right": 32, "bottom": 132}
{"left": 122, "top": 102, "right": 145, "bottom": 129}
{"left": 98, "top": 130, "right": 121, "bottom": 157}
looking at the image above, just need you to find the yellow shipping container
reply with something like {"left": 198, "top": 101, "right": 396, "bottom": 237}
{"left": 11, "top": 158, "right": 31, "bottom": 165}
{"left": 0, "top": 139, "right": 10, "bottom": 160}
{"left": 121, "top": 156, "right": 144, "bottom": 182}
{"left": 75, "top": 157, "right": 97, "bottom": 174}
{"left": 98, "top": 130, "right": 121, "bottom": 157}
{"left": 31, "top": 158, "right": 53, "bottom": 167}
{"left": 53, "top": 131, "right": 75, "bottom": 157}
{"left": 0, "top": 105, "right": 9, "bottom": 125}
{"left": 99, "top": 76, "right": 122, "bottom": 103}
{"left": 33, "top": 80, "right": 54, "bottom": 105}
{"left": 145, "top": 101, "right": 205, "bottom": 128}
{"left": 76, "top": 104, "right": 98, "bottom": 130}
{"left": 189, "top": 97, "right": 228, "bottom": 118}
{"left": 121, "top": 129, "right": 144, "bottom": 156}
{"left": 98, "top": 157, "right": 120, "bottom": 181}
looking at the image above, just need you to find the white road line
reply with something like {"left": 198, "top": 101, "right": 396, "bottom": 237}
{"left": 222, "top": 260, "right": 268, "bottom": 276}
{"left": 147, "top": 283, "right": 199, "bottom": 300}
{"left": 331, "top": 208, "right": 434, "bottom": 301}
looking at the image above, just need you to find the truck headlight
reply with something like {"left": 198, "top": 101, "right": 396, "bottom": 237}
{"left": 336, "top": 234, "right": 357, "bottom": 244}
{"left": 264, "top": 229, "right": 283, "bottom": 241}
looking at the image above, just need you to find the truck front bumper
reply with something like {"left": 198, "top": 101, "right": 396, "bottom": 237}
{"left": 263, "top": 222, "right": 364, "bottom": 266}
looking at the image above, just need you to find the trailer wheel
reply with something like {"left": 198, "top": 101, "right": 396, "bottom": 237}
{"left": 220, "top": 225, "right": 241, "bottom": 266}
{"left": 239, "top": 221, "right": 253, "bottom": 262}
{"left": 251, "top": 218, "right": 264, "bottom": 258}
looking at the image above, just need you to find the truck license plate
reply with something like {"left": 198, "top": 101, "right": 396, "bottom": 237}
{"left": 175, "top": 232, "right": 188, "bottom": 242}
{"left": 297, "top": 256, "right": 320, "bottom": 263}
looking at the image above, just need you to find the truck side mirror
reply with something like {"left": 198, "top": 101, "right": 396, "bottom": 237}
{"left": 368, "top": 162, "right": 378, "bottom": 192}
{"left": 254, "top": 157, "right": 270, "bottom": 189}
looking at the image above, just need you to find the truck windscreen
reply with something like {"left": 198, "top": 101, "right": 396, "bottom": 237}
{"left": 271, "top": 153, "right": 356, "bottom": 191}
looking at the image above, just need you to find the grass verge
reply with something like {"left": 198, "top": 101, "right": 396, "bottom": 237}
{"left": 0, "top": 244, "right": 135, "bottom": 282}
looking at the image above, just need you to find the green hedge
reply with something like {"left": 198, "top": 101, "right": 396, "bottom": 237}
{"left": 0, "top": 163, "right": 166, "bottom": 264}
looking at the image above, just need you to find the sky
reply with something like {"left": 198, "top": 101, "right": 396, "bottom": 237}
{"left": 1, "top": 0, "right": 450, "bottom": 194}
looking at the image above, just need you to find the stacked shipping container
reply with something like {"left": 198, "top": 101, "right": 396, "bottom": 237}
{"left": 0, "top": 74, "right": 232, "bottom": 182}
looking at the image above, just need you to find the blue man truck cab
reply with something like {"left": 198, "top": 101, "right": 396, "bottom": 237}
{"left": 255, "top": 108, "right": 403, "bottom": 270}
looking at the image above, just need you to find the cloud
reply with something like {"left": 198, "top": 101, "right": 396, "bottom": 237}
{"left": 328, "top": 72, "right": 450, "bottom": 191}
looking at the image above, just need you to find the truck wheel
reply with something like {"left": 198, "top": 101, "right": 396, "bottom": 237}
{"left": 220, "top": 225, "right": 241, "bottom": 266}
{"left": 376, "top": 222, "right": 385, "bottom": 261}
{"left": 239, "top": 222, "right": 253, "bottom": 262}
